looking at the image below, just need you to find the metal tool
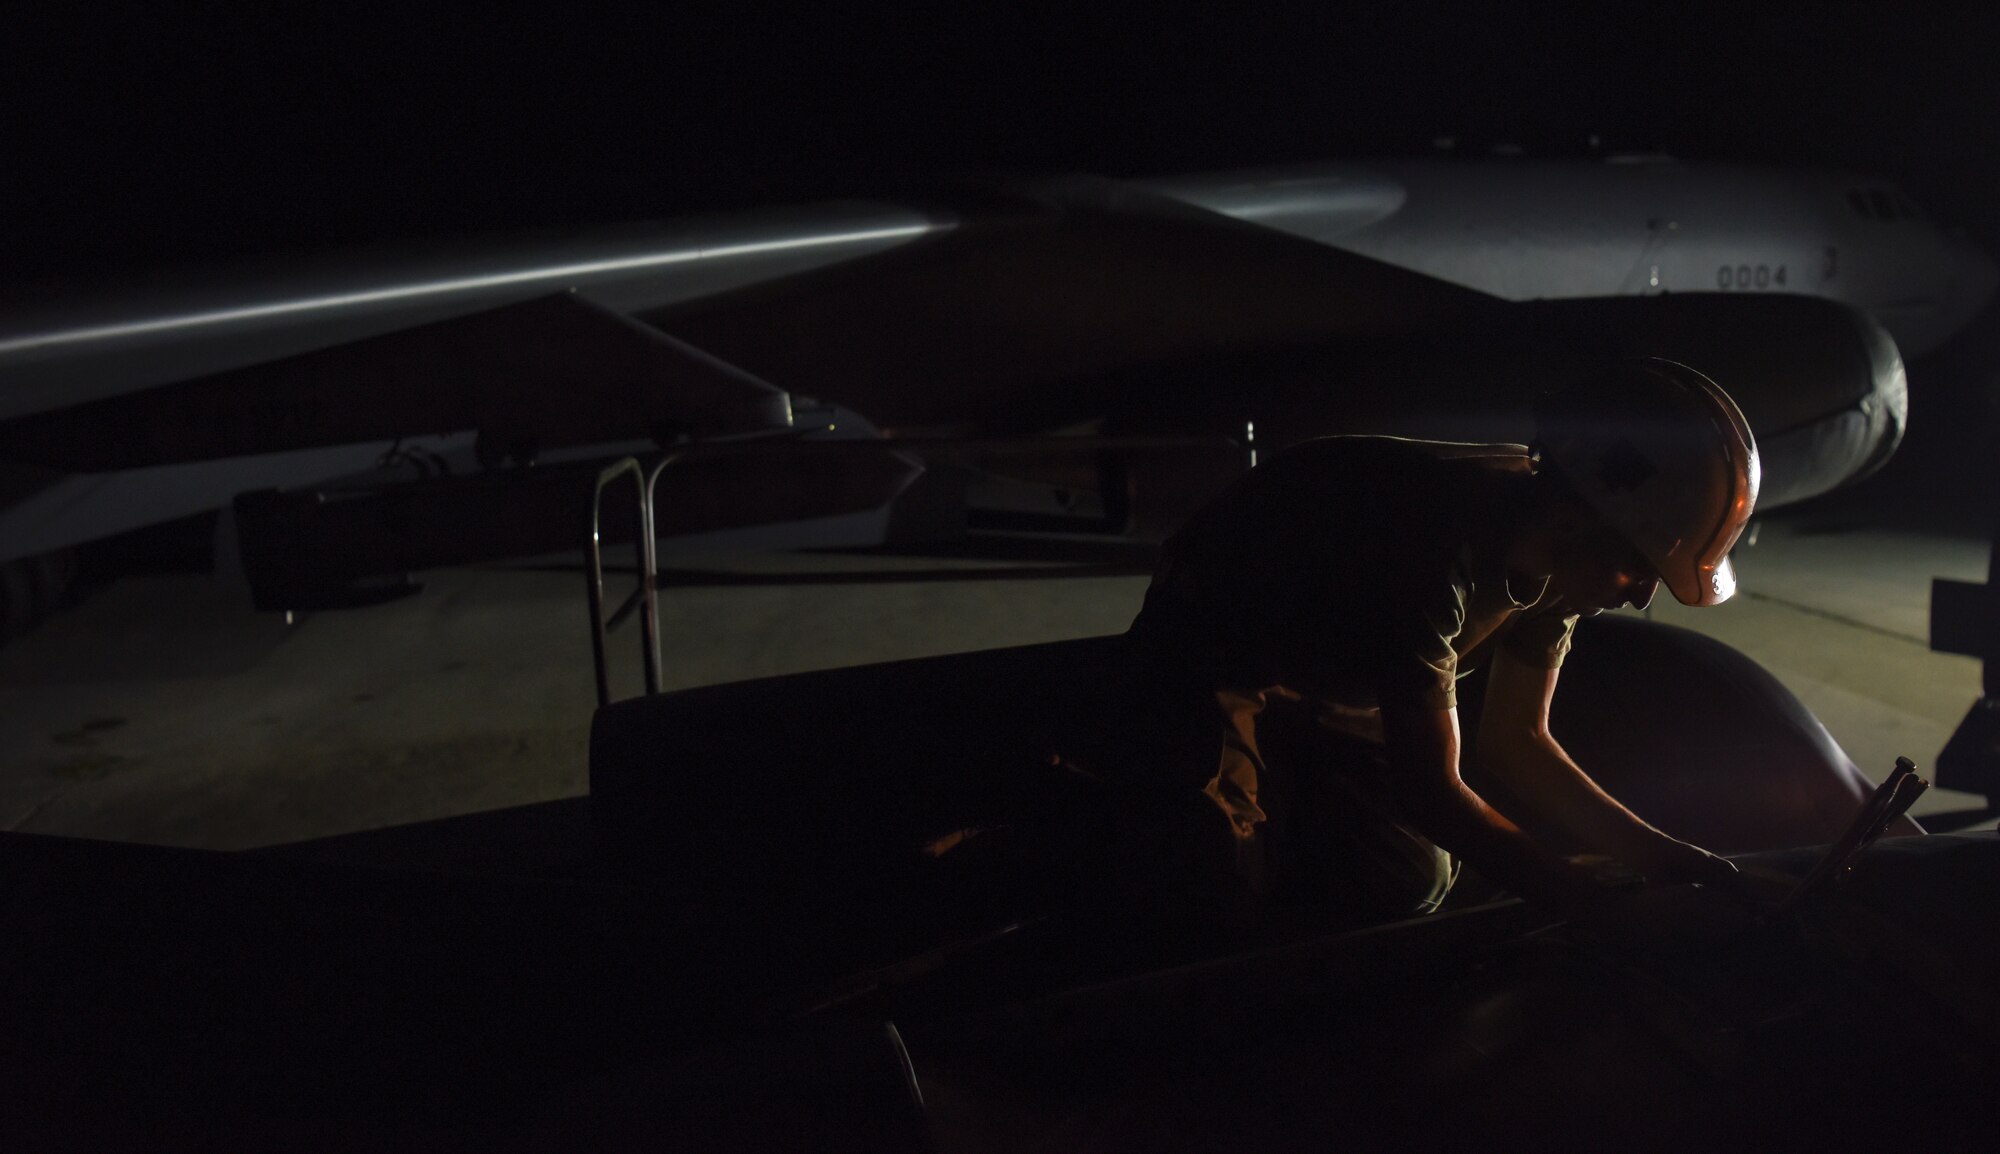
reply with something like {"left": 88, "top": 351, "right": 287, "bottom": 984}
{"left": 1772, "top": 756, "right": 1929, "bottom": 919}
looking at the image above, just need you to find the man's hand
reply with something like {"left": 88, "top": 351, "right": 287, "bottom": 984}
{"left": 1633, "top": 837, "right": 1740, "bottom": 889}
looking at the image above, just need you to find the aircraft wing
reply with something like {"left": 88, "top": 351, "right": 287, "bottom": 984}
{"left": 0, "top": 179, "right": 1495, "bottom": 469}
{"left": 0, "top": 292, "right": 794, "bottom": 473}
{"left": 645, "top": 177, "right": 1499, "bottom": 433}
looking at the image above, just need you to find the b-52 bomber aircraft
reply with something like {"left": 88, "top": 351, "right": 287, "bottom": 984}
{"left": 0, "top": 156, "right": 1989, "bottom": 624}
{"left": 4, "top": 158, "right": 1999, "bottom": 1148}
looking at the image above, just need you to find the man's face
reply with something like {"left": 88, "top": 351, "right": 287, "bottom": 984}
{"left": 1550, "top": 523, "right": 1661, "bottom": 615}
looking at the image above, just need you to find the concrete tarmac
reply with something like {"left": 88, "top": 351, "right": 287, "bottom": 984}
{"left": 0, "top": 513, "right": 1994, "bottom": 849}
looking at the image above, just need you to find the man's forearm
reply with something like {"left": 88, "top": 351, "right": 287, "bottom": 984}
{"left": 1380, "top": 703, "right": 1595, "bottom": 911}
{"left": 1478, "top": 733, "right": 1671, "bottom": 863}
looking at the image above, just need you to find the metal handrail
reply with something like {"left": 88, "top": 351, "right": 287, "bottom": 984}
{"left": 586, "top": 457, "right": 661, "bottom": 707}
{"left": 640, "top": 447, "right": 690, "bottom": 520}
{"left": 640, "top": 449, "right": 688, "bottom": 538}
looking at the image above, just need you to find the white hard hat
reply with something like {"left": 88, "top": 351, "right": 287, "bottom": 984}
{"left": 1534, "top": 359, "right": 1761, "bottom": 607}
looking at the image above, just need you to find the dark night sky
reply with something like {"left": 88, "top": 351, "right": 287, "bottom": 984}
{"left": 5, "top": 3, "right": 2000, "bottom": 291}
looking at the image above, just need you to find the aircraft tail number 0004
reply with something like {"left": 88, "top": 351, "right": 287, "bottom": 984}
{"left": 1717, "top": 263, "right": 1787, "bottom": 290}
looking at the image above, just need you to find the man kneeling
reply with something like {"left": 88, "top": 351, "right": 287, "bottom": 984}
{"left": 1126, "top": 358, "right": 1756, "bottom": 920}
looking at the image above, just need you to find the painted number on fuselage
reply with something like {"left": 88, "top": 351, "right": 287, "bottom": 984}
{"left": 1716, "top": 264, "right": 1787, "bottom": 289}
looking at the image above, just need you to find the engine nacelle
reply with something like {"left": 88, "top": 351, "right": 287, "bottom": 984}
{"left": 1100, "top": 293, "right": 1904, "bottom": 537}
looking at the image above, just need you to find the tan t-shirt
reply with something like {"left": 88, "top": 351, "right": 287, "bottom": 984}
{"left": 1131, "top": 435, "right": 1579, "bottom": 722}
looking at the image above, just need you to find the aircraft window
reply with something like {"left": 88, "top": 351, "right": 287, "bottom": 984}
{"left": 1868, "top": 190, "right": 1897, "bottom": 220}
{"left": 1847, "top": 190, "right": 1874, "bottom": 218}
